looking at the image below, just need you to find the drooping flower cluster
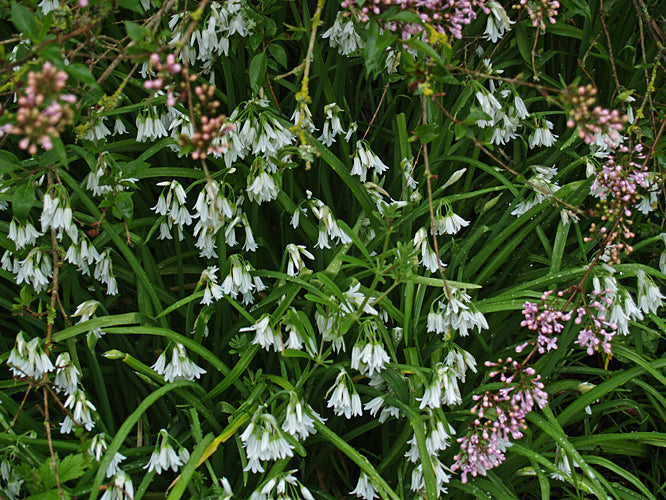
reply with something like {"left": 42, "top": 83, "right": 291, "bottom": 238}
{"left": 169, "top": 0, "right": 254, "bottom": 67}
{"left": 322, "top": 13, "right": 365, "bottom": 56}
{"left": 451, "top": 358, "right": 547, "bottom": 483}
{"left": 0, "top": 62, "right": 76, "bottom": 154}
{"left": 241, "top": 406, "right": 295, "bottom": 473}
{"left": 427, "top": 289, "right": 489, "bottom": 338}
{"left": 151, "top": 343, "right": 207, "bottom": 382}
{"left": 144, "top": 428, "right": 190, "bottom": 474}
{"left": 250, "top": 470, "right": 315, "bottom": 500}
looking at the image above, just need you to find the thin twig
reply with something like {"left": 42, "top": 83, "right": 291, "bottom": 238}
{"left": 599, "top": 0, "right": 622, "bottom": 97}
{"left": 421, "top": 95, "right": 452, "bottom": 301}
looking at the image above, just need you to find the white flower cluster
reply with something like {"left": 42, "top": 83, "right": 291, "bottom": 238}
{"left": 322, "top": 12, "right": 365, "bottom": 56}
{"left": 100, "top": 471, "right": 134, "bottom": 500}
{"left": 88, "top": 434, "right": 127, "bottom": 478}
{"left": 61, "top": 389, "right": 97, "bottom": 433}
{"left": 427, "top": 290, "right": 489, "bottom": 337}
{"left": 351, "top": 141, "right": 389, "bottom": 183}
{"left": 7, "top": 332, "right": 54, "bottom": 379}
{"left": 419, "top": 349, "right": 477, "bottom": 410}
{"left": 249, "top": 470, "right": 315, "bottom": 500}
{"left": 351, "top": 323, "right": 390, "bottom": 376}
{"left": 151, "top": 343, "right": 206, "bottom": 382}
{"left": 350, "top": 472, "right": 378, "bottom": 500}
{"left": 483, "top": 1, "right": 514, "bottom": 42}
{"left": 511, "top": 165, "right": 561, "bottom": 216}
{"left": 85, "top": 151, "right": 137, "bottom": 196}
{"left": 144, "top": 429, "right": 190, "bottom": 474}
{"left": 152, "top": 180, "right": 192, "bottom": 241}
{"left": 170, "top": 0, "right": 254, "bottom": 67}
{"left": 240, "top": 314, "right": 282, "bottom": 352}
{"left": 475, "top": 88, "right": 530, "bottom": 146}
{"left": 414, "top": 227, "right": 445, "bottom": 273}
{"left": 404, "top": 412, "right": 455, "bottom": 498}
{"left": 432, "top": 205, "right": 470, "bottom": 236}
{"left": 327, "top": 369, "right": 362, "bottom": 419}
{"left": 241, "top": 406, "right": 294, "bottom": 473}
{"left": 224, "top": 103, "right": 294, "bottom": 170}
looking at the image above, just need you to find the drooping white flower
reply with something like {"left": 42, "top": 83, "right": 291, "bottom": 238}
{"left": 200, "top": 266, "right": 224, "bottom": 305}
{"left": 15, "top": 248, "right": 53, "bottom": 292}
{"left": 350, "top": 472, "right": 378, "bottom": 500}
{"left": 529, "top": 119, "right": 558, "bottom": 148}
{"left": 144, "top": 429, "right": 189, "bottom": 474}
{"left": 54, "top": 352, "right": 80, "bottom": 395}
{"left": 94, "top": 249, "right": 119, "bottom": 295}
{"left": 247, "top": 169, "right": 279, "bottom": 204}
{"left": 636, "top": 269, "right": 664, "bottom": 314}
{"left": 319, "top": 103, "right": 345, "bottom": 146}
{"left": 7, "top": 332, "right": 54, "bottom": 379}
{"left": 351, "top": 141, "right": 388, "bottom": 182}
{"left": 286, "top": 243, "right": 314, "bottom": 276}
{"left": 61, "top": 389, "right": 97, "bottom": 433}
{"left": 433, "top": 208, "right": 469, "bottom": 235}
{"left": 322, "top": 12, "right": 364, "bottom": 56}
{"left": 240, "top": 406, "right": 294, "bottom": 473}
{"left": 8, "top": 219, "right": 42, "bottom": 250}
{"left": 327, "top": 369, "right": 362, "bottom": 419}
{"left": 88, "top": 434, "right": 127, "bottom": 478}
{"left": 100, "top": 470, "right": 134, "bottom": 500}
{"left": 281, "top": 392, "right": 321, "bottom": 440}
{"left": 151, "top": 343, "right": 206, "bottom": 382}
{"left": 240, "top": 314, "right": 282, "bottom": 352}
{"left": 484, "top": 1, "right": 514, "bottom": 42}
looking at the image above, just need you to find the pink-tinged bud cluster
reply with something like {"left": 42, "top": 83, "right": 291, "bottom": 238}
{"left": 517, "top": 290, "right": 572, "bottom": 354}
{"left": 451, "top": 358, "right": 547, "bottom": 483}
{"left": 514, "top": 0, "right": 559, "bottom": 31}
{"left": 143, "top": 53, "right": 183, "bottom": 106}
{"left": 0, "top": 62, "right": 76, "bottom": 155}
{"left": 565, "top": 85, "right": 627, "bottom": 147}
{"left": 341, "top": 0, "right": 488, "bottom": 41}
{"left": 574, "top": 289, "right": 617, "bottom": 355}
{"left": 586, "top": 143, "right": 650, "bottom": 262}
{"left": 177, "top": 83, "right": 235, "bottom": 160}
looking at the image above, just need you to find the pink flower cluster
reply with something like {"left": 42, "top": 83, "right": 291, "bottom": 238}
{"left": 587, "top": 143, "right": 649, "bottom": 261}
{"left": 566, "top": 85, "right": 627, "bottom": 146}
{"left": 517, "top": 290, "right": 572, "bottom": 354}
{"left": 451, "top": 358, "right": 547, "bottom": 483}
{"left": 0, "top": 62, "right": 76, "bottom": 154}
{"left": 143, "top": 53, "right": 183, "bottom": 107}
{"left": 590, "top": 144, "right": 649, "bottom": 216}
{"left": 176, "top": 83, "right": 235, "bottom": 160}
{"left": 341, "top": 0, "right": 488, "bottom": 41}
{"left": 574, "top": 289, "right": 617, "bottom": 355}
{"left": 514, "top": 0, "right": 559, "bottom": 31}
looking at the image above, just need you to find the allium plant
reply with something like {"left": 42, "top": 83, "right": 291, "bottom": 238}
{"left": 0, "top": 0, "right": 664, "bottom": 499}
